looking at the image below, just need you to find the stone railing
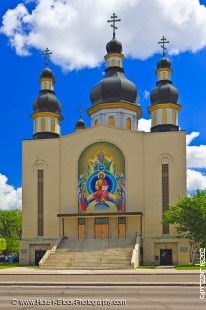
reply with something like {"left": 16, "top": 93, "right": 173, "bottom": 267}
{"left": 131, "top": 235, "right": 141, "bottom": 268}
{"left": 39, "top": 237, "right": 63, "bottom": 268}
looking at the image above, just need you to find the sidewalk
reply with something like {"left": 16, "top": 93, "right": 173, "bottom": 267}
{"left": 0, "top": 266, "right": 201, "bottom": 275}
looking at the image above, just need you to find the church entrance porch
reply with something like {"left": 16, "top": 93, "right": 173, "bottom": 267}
{"left": 58, "top": 212, "right": 142, "bottom": 240}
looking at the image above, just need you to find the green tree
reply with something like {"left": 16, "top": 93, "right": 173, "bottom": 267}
{"left": 163, "top": 190, "right": 206, "bottom": 264}
{"left": 0, "top": 238, "right": 7, "bottom": 254}
{"left": 0, "top": 209, "right": 22, "bottom": 254}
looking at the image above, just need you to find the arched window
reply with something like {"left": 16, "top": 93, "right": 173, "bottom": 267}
{"left": 172, "top": 110, "right": 176, "bottom": 125}
{"left": 153, "top": 111, "right": 157, "bottom": 126}
{"left": 95, "top": 119, "right": 99, "bottom": 126}
{"left": 108, "top": 116, "right": 115, "bottom": 126}
{"left": 41, "top": 118, "right": 45, "bottom": 132}
{"left": 126, "top": 117, "right": 131, "bottom": 129}
{"left": 51, "top": 119, "right": 55, "bottom": 133}
{"left": 162, "top": 109, "right": 167, "bottom": 124}
{"left": 111, "top": 59, "right": 115, "bottom": 66}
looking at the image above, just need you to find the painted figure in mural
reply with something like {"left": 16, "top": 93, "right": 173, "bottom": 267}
{"left": 116, "top": 179, "right": 126, "bottom": 212}
{"left": 93, "top": 172, "right": 109, "bottom": 203}
{"left": 90, "top": 151, "right": 112, "bottom": 172}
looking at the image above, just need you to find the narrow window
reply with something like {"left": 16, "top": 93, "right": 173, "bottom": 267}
{"left": 153, "top": 111, "right": 157, "bottom": 126}
{"left": 41, "top": 118, "right": 45, "bottom": 132}
{"left": 51, "top": 119, "right": 55, "bottom": 133}
{"left": 172, "top": 110, "right": 176, "bottom": 125}
{"left": 162, "top": 163, "right": 169, "bottom": 234}
{"left": 95, "top": 119, "right": 99, "bottom": 126}
{"left": 126, "top": 117, "right": 131, "bottom": 129}
{"left": 38, "top": 169, "right": 44, "bottom": 236}
{"left": 108, "top": 116, "right": 115, "bottom": 126}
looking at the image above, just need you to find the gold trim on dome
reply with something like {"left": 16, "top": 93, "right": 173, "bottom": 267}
{"left": 87, "top": 102, "right": 142, "bottom": 117}
{"left": 148, "top": 103, "right": 182, "bottom": 114}
{"left": 39, "top": 77, "right": 55, "bottom": 83}
{"left": 156, "top": 67, "right": 172, "bottom": 74}
{"left": 31, "top": 111, "right": 63, "bottom": 121}
{"left": 104, "top": 53, "right": 124, "bottom": 61}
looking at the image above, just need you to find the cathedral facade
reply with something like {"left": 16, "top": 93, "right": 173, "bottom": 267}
{"left": 20, "top": 21, "right": 190, "bottom": 266}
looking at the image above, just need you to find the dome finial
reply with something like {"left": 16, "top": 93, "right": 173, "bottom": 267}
{"left": 78, "top": 104, "right": 84, "bottom": 119}
{"left": 42, "top": 47, "right": 52, "bottom": 67}
{"left": 76, "top": 104, "right": 86, "bottom": 131}
{"left": 158, "top": 36, "right": 169, "bottom": 57}
{"left": 107, "top": 13, "right": 121, "bottom": 39}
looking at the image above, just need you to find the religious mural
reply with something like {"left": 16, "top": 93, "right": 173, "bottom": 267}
{"left": 78, "top": 142, "right": 126, "bottom": 213}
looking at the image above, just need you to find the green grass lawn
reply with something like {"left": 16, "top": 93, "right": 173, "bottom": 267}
{"left": 175, "top": 265, "right": 206, "bottom": 270}
{"left": 0, "top": 263, "right": 20, "bottom": 269}
{"left": 137, "top": 265, "right": 206, "bottom": 270}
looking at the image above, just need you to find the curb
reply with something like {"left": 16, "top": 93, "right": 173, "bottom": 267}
{"left": 0, "top": 282, "right": 204, "bottom": 286}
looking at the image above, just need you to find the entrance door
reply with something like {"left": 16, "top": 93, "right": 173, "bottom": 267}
{"left": 160, "top": 249, "right": 173, "bottom": 265}
{"left": 118, "top": 217, "right": 126, "bottom": 238}
{"left": 35, "top": 250, "right": 46, "bottom": 266}
{"left": 95, "top": 218, "right": 109, "bottom": 239}
{"left": 78, "top": 218, "right": 85, "bottom": 239}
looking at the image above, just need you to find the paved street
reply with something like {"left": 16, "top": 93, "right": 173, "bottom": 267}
{"left": 0, "top": 285, "right": 205, "bottom": 310}
{"left": 0, "top": 273, "right": 201, "bottom": 285}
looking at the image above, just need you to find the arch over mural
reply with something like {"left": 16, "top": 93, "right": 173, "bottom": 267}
{"left": 78, "top": 142, "right": 126, "bottom": 214}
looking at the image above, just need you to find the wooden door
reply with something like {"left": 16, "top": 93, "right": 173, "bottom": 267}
{"left": 118, "top": 217, "right": 126, "bottom": 238}
{"left": 78, "top": 225, "right": 85, "bottom": 239}
{"left": 78, "top": 218, "right": 85, "bottom": 239}
{"left": 95, "top": 224, "right": 109, "bottom": 239}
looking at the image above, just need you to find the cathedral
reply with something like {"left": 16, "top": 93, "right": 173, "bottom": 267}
{"left": 20, "top": 15, "right": 190, "bottom": 267}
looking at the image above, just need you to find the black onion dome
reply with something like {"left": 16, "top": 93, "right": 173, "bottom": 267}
{"left": 150, "top": 57, "right": 178, "bottom": 105}
{"left": 157, "top": 57, "right": 171, "bottom": 69}
{"left": 40, "top": 67, "right": 54, "bottom": 80}
{"left": 33, "top": 90, "right": 61, "bottom": 113}
{"left": 75, "top": 117, "right": 85, "bottom": 129}
{"left": 90, "top": 67, "right": 137, "bottom": 105}
{"left": 150, "top": 82, "right": 178, "bottom": 105}
{"left": 106, "top": 38, "right": 122, "bottom": 54}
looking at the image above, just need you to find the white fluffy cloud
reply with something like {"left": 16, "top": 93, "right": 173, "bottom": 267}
{"left": 1, "top": 0, "right": 206, "bottom": 70}
{"left": 0, "top": 174, "right": 22, "bottom": 210}
{"left": 186, "top": 132, "right": 206, "bottom": 169}
{"left": 138, "top": 118, "right": 151, "bottom": 132}
{"left": 187, "top": 168, "right": 206, "bottom": 191}
{"left": 186, "top": 132, "right": 206, "bottom": 191}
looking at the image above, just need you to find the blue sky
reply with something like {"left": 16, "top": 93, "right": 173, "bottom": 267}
{"left": 0, "top": 0, "right": 206, "bottom": 209}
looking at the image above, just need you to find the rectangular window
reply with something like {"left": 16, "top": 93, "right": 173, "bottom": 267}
{"left": 162, "top": 164, "right": 169, "bottom": 234}
{"left": 118, "top": 217, "right": 126, "bottom": 224}
{"left": 38, "top": 169, "right": 44, "bottom": 236}
{"left": 78, "top": 218, "right": 85, "bottom": 225}
{"left": 95, "top": 217, "right": 109, "bottom": 225}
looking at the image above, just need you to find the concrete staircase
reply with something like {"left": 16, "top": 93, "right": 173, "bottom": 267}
{"left": 100, "top": 239, "right": 133, "bottom": 269}
{"left": 41, "top": 238, "right": 133, "bottom": 270}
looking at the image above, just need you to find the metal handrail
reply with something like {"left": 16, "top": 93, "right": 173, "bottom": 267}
{"left": 100, "top": 241, "right": 108, "bottom": 266}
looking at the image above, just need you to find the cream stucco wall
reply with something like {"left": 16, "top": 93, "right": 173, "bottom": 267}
{"left": 21, "top": 125, "right": 188, "bottom": 265}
